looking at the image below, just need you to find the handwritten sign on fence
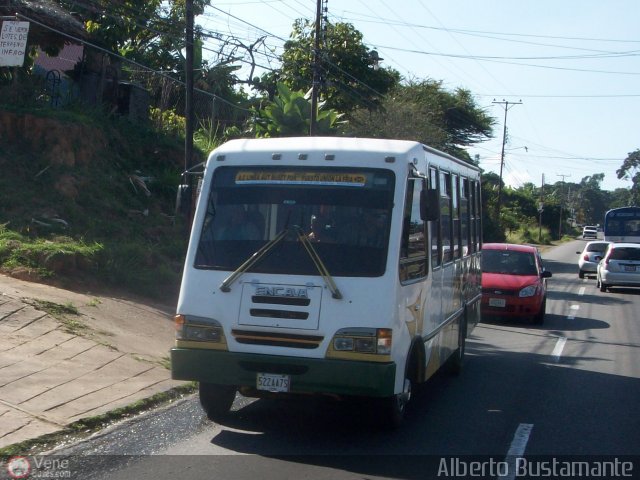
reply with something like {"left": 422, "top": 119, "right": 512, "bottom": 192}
{"left": 0, "top": 21, "right": 30, "bottom": 67}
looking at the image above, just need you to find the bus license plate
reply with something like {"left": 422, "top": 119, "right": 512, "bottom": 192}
{"left": 257, "top": 373, "right": 290, "bottom": 392}
{"left": 489, "top": 298, "right": 506, "bottom": 308}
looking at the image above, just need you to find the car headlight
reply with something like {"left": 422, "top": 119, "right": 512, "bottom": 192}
{"left": 519, "top": 285, "right": 538, "bottom": 298}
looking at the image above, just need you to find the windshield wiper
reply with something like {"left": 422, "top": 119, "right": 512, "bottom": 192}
{"left": 219, "top": 226, "right": 343, "bottom": 300}
{"left": 219, "top": 228, "right": 289, "bottom": 292}
{"left": 294, "top": 226, "right": 343, "bottom": 300}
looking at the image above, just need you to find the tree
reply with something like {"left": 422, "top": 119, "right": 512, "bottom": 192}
{"left": 249, "top": 83, "right": 344, "bottom": 137}
{"left": 350, "top": 80, "right": 495, "bottom": 162}
{"left": 574, "top": 174, "right": 606, "bottom": 225}
{"left": 54, "top": 0, "right": 210, "bottom": 75}
{"left": 480, "top": 172, "right": 505, "bottom": 242}
{"left": 617, "top": 149, "right": 640, "bottom": 205}
{"left": 260, "top": 19, "right": 400, "bottom": 114}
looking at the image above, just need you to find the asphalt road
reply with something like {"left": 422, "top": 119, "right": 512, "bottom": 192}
{"left": 46, "top": 239, "right": 640, "bottom": 480}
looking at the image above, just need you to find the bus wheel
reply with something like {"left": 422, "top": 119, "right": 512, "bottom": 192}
{"left": 199, "top": 382, "right": 236, "bottom": 421}
{"left": 377, "top": 378, "right": 411, "bottom": 430}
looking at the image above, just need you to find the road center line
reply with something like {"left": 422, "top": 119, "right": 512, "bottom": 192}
{"left": 499, "top": 423, "right": 534, "bottom": 480}
{"left": 552, "top": 336, "right": 567, "bottom": 362}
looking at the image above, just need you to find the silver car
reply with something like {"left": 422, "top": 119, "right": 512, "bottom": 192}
{"left": 577, "top": 241, "right": 610, "bottom": 278}
{"left": 597, "top": 243, "right": 640, "bottom": 292}
{"left": 582, "top": 226, "right": 598, "bottom": 239}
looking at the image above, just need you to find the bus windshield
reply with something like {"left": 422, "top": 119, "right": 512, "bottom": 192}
{"left": 194, "top": 166, "right": 395, "bottom": 277}
{"left": 604, "top": 207, "right": 640, "bottom": 242}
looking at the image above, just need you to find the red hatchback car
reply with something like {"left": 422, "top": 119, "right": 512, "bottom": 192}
{"left": 481, "top": 243, "right": 552, "bottom": 325}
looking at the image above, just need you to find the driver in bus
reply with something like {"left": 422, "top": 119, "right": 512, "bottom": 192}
{"left": 216, "top": 205, "right": 261, "bottom": 240}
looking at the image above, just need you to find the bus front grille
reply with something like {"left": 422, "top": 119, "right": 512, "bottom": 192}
{"left": 231, "top": 329, "right": 323, "bottom": 349}
{"left": 239, "top": 282, "right": 322, "bottom": 330}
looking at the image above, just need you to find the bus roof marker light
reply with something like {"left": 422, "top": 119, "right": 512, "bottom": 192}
{"left": 272, "top": 153, "right": 282, "bottom": 160}
{"left": 385, "top": 156, "right": 395, "bottom": 163}
{"left": 216, "top": 155, "right": 226, "bottom": 162}
{"left": 325, "top": 154, "right": 335, "bottom": 161}
{"left": 298, "top": 153, "right": 308, "bottom": 160}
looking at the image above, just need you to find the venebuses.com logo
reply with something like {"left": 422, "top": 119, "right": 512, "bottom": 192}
{"left": 5, "top": 456, "right": 71, "bottom": 479}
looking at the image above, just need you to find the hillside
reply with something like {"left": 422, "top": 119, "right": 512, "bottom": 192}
{"left": 0, "top": 109, "right": 199, "bottom": 299}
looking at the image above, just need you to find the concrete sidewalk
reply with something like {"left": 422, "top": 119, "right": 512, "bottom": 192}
{"left": 0, "top": 275, "right": 185, "bottom": 450}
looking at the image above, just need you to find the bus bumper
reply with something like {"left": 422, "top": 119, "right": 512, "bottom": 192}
{"left": 171, "top": 348, "right": 396, "bottom": 398}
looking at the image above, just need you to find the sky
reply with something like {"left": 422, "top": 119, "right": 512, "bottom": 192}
{"left": 198, "top": 0, "right": 638, "bottom": 192}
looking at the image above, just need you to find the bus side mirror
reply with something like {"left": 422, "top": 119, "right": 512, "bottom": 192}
{"left": 420, "top": 189, "right": 440, "bottom": 222}
{"left": 175, "top": 184, "right": 192, "bottom": 216}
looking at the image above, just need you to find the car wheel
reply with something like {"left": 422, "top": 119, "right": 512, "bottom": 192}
{"left": 599, "top": 281, "right": 608, "bottom": 293}
{"left": 199, "top": 383, "right": 236, "bottom": 421}
{"left": 578, "top": 270, "right": 585, "bottom": 279}
{"left": 533, "top": 298, "right": 546, "bottom": 325}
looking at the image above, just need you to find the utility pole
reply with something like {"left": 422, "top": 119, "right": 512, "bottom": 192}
{"left": 184, "top": 0, "right": 194, "bottom": 227}
{"left": 538, "top": 174, "right": 544, "bottom": 242}
{"left": 557, "top": 174, "right": 570, "bottom": 238}
{"left": 492, "top": 99, "right": 522, "bottom": 220}
{"left": 309, "top": 0, "right": 322, "bottom": 136}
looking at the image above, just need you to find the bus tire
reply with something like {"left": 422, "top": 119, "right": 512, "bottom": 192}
{"left": 448, "top": 315, "right": 467, "bottom": 375}
{"left": 376, "top": 378, "right": 411, "bottom": 430}
{"left": 199, "top": 382, "right": 236, "bottom": 421}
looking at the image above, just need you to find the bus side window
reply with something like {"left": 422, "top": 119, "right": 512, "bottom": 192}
{"left": 430, "top": 167, "right": 441, "bottom": 269}
{"left": 460, "top": 177, "right": 470, "bottom": 257}
{"left": 400, "top": 178, "right": 428, "bottom": 282}
{"left": 440, "top": 171, "right": 453, "bottom": 264}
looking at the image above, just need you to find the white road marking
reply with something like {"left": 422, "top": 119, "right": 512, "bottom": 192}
{"left": 578, "top": 286, "right": 586, "bottom": 296}
{"left": 552, "top": 336, "right": 567, "bottom": 362}
{"left": 499, "top": 423, "right": 534, "bottom": 480}
{"left": 567, "top": 304, "right": 580, "bottom": 320}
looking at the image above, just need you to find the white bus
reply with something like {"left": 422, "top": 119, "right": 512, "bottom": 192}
{"left": 171, "top": 137, "right": 482, "bottom": 428}
{"left": 603, "top": 206, "right": 640, "bottom": 243}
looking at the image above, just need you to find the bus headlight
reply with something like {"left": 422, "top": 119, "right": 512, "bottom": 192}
{"left": 332, "top": 328, "right": 391, "bottom": 355}
{"left": 175, "top": 314, "right": 225, "bottom": 343}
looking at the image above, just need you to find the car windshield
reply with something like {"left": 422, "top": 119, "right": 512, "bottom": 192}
{"left": 482, "top": 250, "right": 538, "bottom": 275}
{"left": 609, "top": 247, "right": 640, "bottom": 261}
{"left": 586, "top": 242, "right": 609, "bottom": 253}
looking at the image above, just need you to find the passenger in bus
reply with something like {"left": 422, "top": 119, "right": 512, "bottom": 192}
{"left": 216, "top": 205, "right": 261, "bottom": 240}
{"left": 359, "top": 211, "right": 386, "bottom": 248}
